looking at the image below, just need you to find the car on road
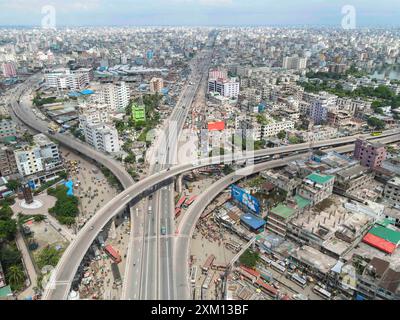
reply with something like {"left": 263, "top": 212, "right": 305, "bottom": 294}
{"left": 161, "top": 226, "right": 167, "bottom": 235}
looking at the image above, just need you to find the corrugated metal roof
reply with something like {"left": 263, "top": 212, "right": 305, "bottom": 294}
{"left": 240, "top": 213, "right": 266, "bottom": 230}
{"left": 362, "top": 233, "right": 397, "bottom": 254}
{"left": 369, "top": 226, "right": 400, "bottom": 245}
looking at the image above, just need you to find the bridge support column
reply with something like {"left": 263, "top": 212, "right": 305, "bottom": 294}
{"left": 175, "top": 174, "right": 183, "bottom": 193}
{"left": 110, "top": 218, "right": 117, "bottom": 240}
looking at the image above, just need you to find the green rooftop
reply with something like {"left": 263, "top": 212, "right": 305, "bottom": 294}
{"left": 294, "top": 195, "right": 311, "bottom": 209}
{"left": 369, "top": 225, "right": 400, "bottom": 244}
{"left": 270, "top": 203, "right": 295, "bottom": 220}
{"left": 306, "top": 173, "right": 335, "bottom": 185}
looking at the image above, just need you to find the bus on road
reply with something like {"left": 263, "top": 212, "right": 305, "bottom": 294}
{"left": 104, "top": 245, "right": 122, "bottom": 264}
{"left": 313, "top": 285, "right": 332, "bottom": 300}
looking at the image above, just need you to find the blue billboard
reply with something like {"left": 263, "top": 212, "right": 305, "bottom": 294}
{"left": 231, "top": 185, "right": 260, "bottom": 214}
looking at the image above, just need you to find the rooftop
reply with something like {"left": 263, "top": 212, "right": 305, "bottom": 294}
{"left": 306, "top": 172, "right": 335, "bottom": 185}
{"left": 270, "top": 203, "right": 295, "bottom": 220}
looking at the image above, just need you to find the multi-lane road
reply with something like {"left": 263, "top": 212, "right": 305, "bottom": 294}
{"left": 123, "top": 34, "right": 216, "bottom": 300}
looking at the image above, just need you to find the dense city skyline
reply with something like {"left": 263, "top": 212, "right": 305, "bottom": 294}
{"left": 0, "top": 0, "right": 400, "bottom": 27}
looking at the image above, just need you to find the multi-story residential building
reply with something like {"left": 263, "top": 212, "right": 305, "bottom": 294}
{"left": 33, "top": 134, "right": 61, "bottom": 172}
{"left": 92, "top": 81, "right": 130, "bottom": 112}
{"left": 44, "top": 68, "right": 91, "bottom": 91}
{"left": 209, "top": 69, "right": 228, "bottom": 80}
{"left": 282, "top": 56, "right": 307, "bottom": 70}
{"left": 78, "top": 102, "right": 110, "bottom": 129}
{"left": 239, "top": 117, "right": 294, "bottom": 141}
{"left": 356, "top": 257, "right": 400, "bottom": 300}
{"left": 292, "top": 126, "right": 338, "bottom": 142}
{"left": 383, "top": 176, "right": 400, "bottom": 208}
{"left": 266, "top": 203, "right": 296, "bottom": 237}
{"left": 297, "top": 172, "right": 335, "bottom": 205}
{"left": 261, "top": 169, "right": 301, "bottom": 195}
{"left": 334, "top": 164, "right": 375, "bottom": 194}
{"left": 0, "top": 119, "right": 17, "bottom": 140}
{"left": 208, "top": 77, "right": 240, "bottom": 98}
{"left": 14, "top": 134, "right": 61, "bottom": 177}
{"left": 2, "top": 61, "right": 17, "bottom": 78}
{"left": 83, "top": 123, "right": 120, "bottom": 153}
{"left": 14, "top": 146, "right": 43, "bottom": 176}
{"left": 310, "top": 95, "right": 337, "bottom": 125}
{"left": 328, "top": 63, "right": 348, "bottom": 74}
{"left": 0, "top": 145, "right": 18, "bottom": 177}
{"left": 354, "top": 139, "right": 387, "bottom": 170}
{"left": 149, "top": 77, "right": 164, "bottom": 93}
{"left": 260, "top": 119, "right": 294, "bottom": 139}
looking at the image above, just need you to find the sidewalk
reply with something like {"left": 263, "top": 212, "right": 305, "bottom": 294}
{"left": 15, "top": 230, "right": 38, "bottom": 300}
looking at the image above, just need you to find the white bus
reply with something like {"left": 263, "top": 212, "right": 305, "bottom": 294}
{"left": 313, "top": 285, "right": 332, "bottom": 300}
{"left": 291, "top": 273, "right": 307, "bottom": 288}
{"left": 190, "top": 266, "right": 198, "bottom": 285}
{"left": 270, "top": 261, "right": 286, "bottom": 274}
{"left": 260, "top": 255, "right": 273, "bottom": 266}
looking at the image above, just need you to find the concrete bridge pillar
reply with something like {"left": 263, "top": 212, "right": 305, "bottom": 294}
{"left": 175, "top": 174, "right": 183, "bottom": 194}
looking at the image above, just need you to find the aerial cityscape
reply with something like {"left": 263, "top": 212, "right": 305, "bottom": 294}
{"left": 1, "top": 0, "right": 400, "bottom": 303}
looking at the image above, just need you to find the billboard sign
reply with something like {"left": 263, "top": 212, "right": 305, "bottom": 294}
{"left": 231, "top": 185, "right": 260, "bottom": 214}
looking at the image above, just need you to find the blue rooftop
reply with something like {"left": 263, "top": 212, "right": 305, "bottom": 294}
{"left": 240, "top": 213, "right": 266, "bottom": 230}
{"left": 80, "top": 89, "right": 94, "bottom": 95}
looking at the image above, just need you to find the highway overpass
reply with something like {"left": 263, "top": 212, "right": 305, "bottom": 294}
{"left": 174, "top": 135, "right": 400, "bottom": 299}
{"left": 43, "top": 132, "right": 400, "bottom": 300}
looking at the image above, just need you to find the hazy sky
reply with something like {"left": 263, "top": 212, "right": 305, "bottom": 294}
{"left": 0, "top": 0, "right": 399, "bottom": 27}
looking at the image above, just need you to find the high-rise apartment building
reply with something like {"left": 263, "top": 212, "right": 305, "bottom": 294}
{"left": 149, "top": 77, "right": 164, "bottom": 93}
{"left": 2, "top": 62, "right": 17, "bottom": 78}
{"left": 83, "top": 123, "right": 120, "bottom": 153}
{"left": 282, "top": 56, "right": 307, "bottom": 70}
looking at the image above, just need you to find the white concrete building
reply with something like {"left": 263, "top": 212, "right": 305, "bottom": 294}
{"left": 44, "top": 68, "right": 91, "bottom": 91}
{"left": 83, "top": 123, "right": 120, "bottom": 153}
{"left": 14, "top": 134, "right": 61, "bottom": 176}
{"left": 282, "top": 56, "right": 307, "bottom": 70}
{"left": 94, "top": 81, "right": 130, "bottom": 112}
{"left": 208, "top": 77, "right": 240, "bottom": 98}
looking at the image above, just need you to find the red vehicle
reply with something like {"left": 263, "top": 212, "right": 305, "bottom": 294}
{"left": 176, "top": 196, "right": 187, "bottom": 209}
{"left": 104, "top": 245, "right": 122, "bottom": 264}
{"left": 184, "top": 195, "right": 197, "bottom": 208}
{"left": 175, "top": 207, "right": 182, "bottom": 218}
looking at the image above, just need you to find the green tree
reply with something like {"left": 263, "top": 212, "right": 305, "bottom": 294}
{"left": 0, "top": 205, "right": 13, "bottom": 220}
{"left": 239, "top": 249, "right": 259, "bottom": 268}
{"left": 0, "top": 218, "right": 17, "bottom": 241}
{"left": 124, "top": 153, "right": 136, "bottom": 164}
{"left": 277, "top": 130, "right": 286, "bottom": 140}
{"left": 37, "top": 246, "right": 62, "bottom": 269}
{"left": 367, "top": 116, "right": 386, "bottom": 130}
{"left": 6, "top": 180, "right": 21, "bottom": 192}
{"left": 6, "top": 264, "right": 25, "bottom": 291}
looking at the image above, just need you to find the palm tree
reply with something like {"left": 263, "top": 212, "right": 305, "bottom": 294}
{"left": 7, "top": 265, "right": 25, "bottom": 290}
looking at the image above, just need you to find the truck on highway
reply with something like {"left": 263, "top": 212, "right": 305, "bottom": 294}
{"left": 161, "top": 226, "right": 167, "bottom": 235}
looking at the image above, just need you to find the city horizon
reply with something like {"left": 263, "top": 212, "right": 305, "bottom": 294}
{"left": 0, "top": 0, "right": 400, "bottom": 28}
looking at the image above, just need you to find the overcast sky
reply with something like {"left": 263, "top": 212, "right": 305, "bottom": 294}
{"left": 0, "top": 0, "right": 399, "bottom": 27}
